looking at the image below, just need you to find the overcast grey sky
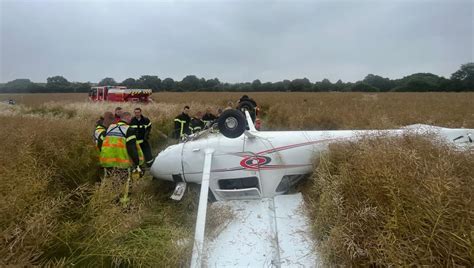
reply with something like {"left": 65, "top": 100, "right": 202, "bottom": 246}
{"left": 0, "top": 0, "right": 473, "bottom": 83}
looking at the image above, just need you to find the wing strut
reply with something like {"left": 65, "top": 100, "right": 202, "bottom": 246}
{"left": 245, "top": 110, "right": 257, "bottom": 132}
{"left": 190, "top": 148, "right": 214, "bottom": 268}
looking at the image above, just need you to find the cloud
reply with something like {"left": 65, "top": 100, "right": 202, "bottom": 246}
{"left": 1, "top": 0, "right": 472, "bottom": 83}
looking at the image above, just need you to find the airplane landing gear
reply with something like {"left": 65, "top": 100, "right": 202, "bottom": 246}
{"left": 218, "top": 109, "right": 246, "bottom": 138}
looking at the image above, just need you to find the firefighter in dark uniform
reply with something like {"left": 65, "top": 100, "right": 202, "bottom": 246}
{"left": 238, "top": 95, "right": 257, "bottom": 107}
{"left": 238, "top": 95, "right": 258, "bottom": 123}
{"left": 130, "top": 108, "right": 154, "bottom": 167}
{"left": 94, "top": 111, "right": 115, "bottom": 151}
{"left": 173, "top": 106, "right": 191, "bottom": 139}
{"left": 190, "top": 111, "right": 205, "bottom": 133}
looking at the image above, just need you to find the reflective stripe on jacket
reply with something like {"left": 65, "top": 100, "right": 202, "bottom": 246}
{"left": 174, "top": 118, "right": 186, "bottom": 138}
{"left": 173, "top": 113, "right": 191, "bottom": 139}
{"left": 190, "top": 118, "right": 205, "bottom": 134}
{"left": 99, "top": 122, "right": 144, "bottom": 168}
{"left": 202, "top": 113, "right": 217, "bottom": 127}
{"left": 130, "top": 116, "right": 152, "bottom": 143}
{"left": 94, "top": 125, "right": 106, "bottom": 150}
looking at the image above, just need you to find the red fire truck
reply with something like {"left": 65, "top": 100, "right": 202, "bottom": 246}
{"left": 88, "top": 86, "right": 152, "bottom": 103}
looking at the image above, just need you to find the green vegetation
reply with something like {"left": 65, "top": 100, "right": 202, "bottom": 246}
{"left": 1, "top": 63, "right": 473, "bottom": 93}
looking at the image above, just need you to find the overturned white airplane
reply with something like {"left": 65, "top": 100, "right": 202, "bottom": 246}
{"left": 150, "top": 110, "right": 473, "bottom": 267}
{"left": 152, "top": 110, "right": 472, "bottom": 201}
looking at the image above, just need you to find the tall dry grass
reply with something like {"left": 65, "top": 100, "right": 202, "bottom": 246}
{"left": 3, "top": 92, "right": 473, "bottom": 130}
{"left": 0, "top": 114, "right": 197, "bottom": 266}
{"left": 1, "top": 92, "right": 473, "bottom": 266}
{"left": 263, "top": 92, "right": 474, "bottom": 130}
{"left": 0, "top": 93, "right": 89, "bottom": 107}
{"left": 306, "top": 134, "right": 474, "bottom": 266}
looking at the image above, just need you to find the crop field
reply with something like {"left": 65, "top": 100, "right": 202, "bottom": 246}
{"left": 2, "top": 92, "right": 474, "bottom": 129}
{"left": 1, "top": 92, "right": 473, "bottom": 266}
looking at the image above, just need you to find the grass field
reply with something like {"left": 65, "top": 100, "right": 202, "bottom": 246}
{"left": 0, "top": 92, "right": 473, "bottom": 266}
{"left": 2, "top": 92, "right": 474, "bottom": 130}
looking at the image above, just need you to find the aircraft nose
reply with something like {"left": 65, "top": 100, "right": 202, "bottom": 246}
{"left": 150, "top": 143, "right": 184, "bottom": 181}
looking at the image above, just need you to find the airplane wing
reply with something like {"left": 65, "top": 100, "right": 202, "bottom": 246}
{"left": 204, "top": 193, "right": 320, "bottom": 267}
{"left": 190, "top": 148, "right": 214, "bottom": 268}
{"left": 187, "top": 146, "right": 319, "bottom": 267}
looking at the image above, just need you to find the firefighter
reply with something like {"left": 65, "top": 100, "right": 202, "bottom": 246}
{"left": 202, "top": 107, "right": 217, "bottom": 128}
{"left": 100, "top": 112, "right": 144, "bottom": 207}
{"left": 190, "top": 111, "right": 205, "bottom": 133}
{"left": 113, "top": 107, "right": 123, "bottom": 123}
{"left": 173, "top": 106, "right": 191, "bottom": 139}
{"left": 94, "top": 111, "right": 114, "bottom": 151}
{"left": 100, "top": 111, "right": 144, "bottom": 169}
{"left": 238, "top": 94, "right": 258, "bottom": 123}
{"left": 238, "top": 95, "right": 257, "bottom": 107}
{"left": 130, "top": 107, "right": 154, "bottom": 167}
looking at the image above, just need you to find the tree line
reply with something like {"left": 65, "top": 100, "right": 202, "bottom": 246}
{"left": 1, "top": 63, "right": 472, "bottom": 93}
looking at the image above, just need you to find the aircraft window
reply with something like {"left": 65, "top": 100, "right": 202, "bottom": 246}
{"left": 172, "top": 174, "right": 183, "bottom": 182}
{"left": 218, "top": 177, "right": 259, "bottom": 190}
{"left": 275, "top": 174, "right": 309, "bottom": 193}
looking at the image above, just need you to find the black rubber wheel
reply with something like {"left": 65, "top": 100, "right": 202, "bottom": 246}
{"left": 237, "top": 100, "right": 256, "bottom": 122}
{"left": 218, "top": 109, "right": 246, "bottom": 138}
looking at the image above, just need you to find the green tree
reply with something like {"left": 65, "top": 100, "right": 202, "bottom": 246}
{"left": 363, "top": 74, "right": 392, "bottom": 92}
{"left": 204, "top": 78, "right": 221, "bottom": 91}
{"left": 320, "top": 78, "right": 332, "bottom": 91}
{"left": 180, "top": 75, "right": 201, "bottom": 91}
{"left": 199, "top": 78, "right": 206, "bottom": 90}
{"left": 351, "top": 82, "right": 379, "bottom": 92}
{"left": 272, "top": 81, "right": 286, "bottom": 91}
{"left": 313, "top": 78, "right": 332, "bottom": 92}
{"left": 260, "top": 82, "right": 274, "bottom": 92}
{"left": 282, "top": 80, "right": 291, "bottom": 91}
{"left": 98, "top": 77, "right": 117, "bottom": 86}
{"left": 451, "top": 62, "right": 474, "bottom": 91}
{"left": 2, "top": 79, "right": 33, "bottom": 93}
{"left": 161, "top": 78, "right": 176, "bottom": 91}
{"left": 289, "top": 78, "right": 311, "bottom": 92}
{"left": 70, "top": 82, "right": 91, "bottom": 93}
{"left": 121, "top": 78, "right": 137, "bottom": 88}
{"left": 393, "top": 73, "right": 442, "bottom": 92}
{"left": 47, "top": 76, "right": 71, "bottom": 92}
{"left": 47, "top": 76, "right": 69, "bottom": 86}
{"left": 334, "top": 79, "right": 345, "bottom": 91}
{"left": 239, "top": 83, "right": 252, "bottom": 92}
{"left": 137, "top": 75, "right": 161, "bottom": 91}
{"left": 251, "top": 79, "right": 262, "bottom": 91}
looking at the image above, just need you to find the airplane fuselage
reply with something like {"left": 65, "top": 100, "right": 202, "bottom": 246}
{"left": 151, "top": 125, "right": 472, "bottom": 201}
